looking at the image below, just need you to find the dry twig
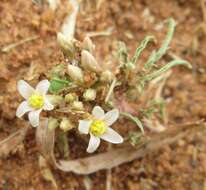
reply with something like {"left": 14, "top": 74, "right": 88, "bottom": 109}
{"left": 0, "top": 126, "right": 29, "bottom": 158}
{"left": 36, "top": 119, "right": 205, "bottom": 174}
{"left": 1, "top": 35, "right": 39, "bottom": 53}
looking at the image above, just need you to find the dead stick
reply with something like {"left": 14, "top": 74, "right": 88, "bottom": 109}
{"left": 37, "top": 119, "right": 205, "bottom": 174}
{"left": 1, "top": 35, "right": 39, "bottom": 53}
{"left": 0, "top": 126, "right": 29, "bottom": 158}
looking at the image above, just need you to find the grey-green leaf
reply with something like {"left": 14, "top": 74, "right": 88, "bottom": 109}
{"left": 143, "top": 59, "right": 191, "bottom": 82}
{"left": 121, "top": 112, "right": 144, "bottom": 134}
{"left": 131, "top": 35, "right": 155, "bottom": 64}
{"left": 144, "top": 18, "right": 176, "bottom": 69}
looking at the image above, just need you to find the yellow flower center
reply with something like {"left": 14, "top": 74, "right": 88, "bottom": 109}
{"left": 28, "top": 93, "right": 44, "bottom": 109}
{"left": 90, "top": 120, "right": 107, "bottom": 137}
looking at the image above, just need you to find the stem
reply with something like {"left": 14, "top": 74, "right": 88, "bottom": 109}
{"left": 105, "top": 78, "right": 117, "bottom": 103}
{"left": 120, "top": 112, "right": 144, "bottom": 134}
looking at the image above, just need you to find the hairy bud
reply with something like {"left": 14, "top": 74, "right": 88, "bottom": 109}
{"left": 65, "top": 93, "right": 78, "bottom": 103}
{"left": 71, "top": 101, "right": 84, "bottom": 110}
{"left": 82, "top": 37, "right": 95, "bottom": 53}
{"left": 100, "top": 70, "right": 114, "bottom": 82}
{"left": 126, "top": 62, "right": 136, "bottom": 70}
{"left": 60, "top": 118, "right": 74, "bottom": 132}
{"left": 57, "top": 33, "right": 75, "bottom": 58}
{"left": 67, "top": 65, "right": 84, "bottom": 84}
{"left": 81, "top": 50, "right": 101, "bottom": 73}
{"left": 83, "top": 88, "right": 96, "bottom": 101}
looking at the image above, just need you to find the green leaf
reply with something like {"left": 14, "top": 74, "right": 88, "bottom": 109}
{"left": 56, "top": 131, "right": 70, "bottom": 158}
{"left": 131, "top": 35, "right": 155, "bottom": 64}
{"left": 155, "top": 18, "right": 176, "bottom": 61}
{"left": 144, "top": 18, "right": 176, "bottom": 69}
{"left": 143, "top": 59, "right": 191, "bottom": 82}
{"left": 140, "top": 107, "right": 157, "bottom": 119}
{"left": 117, "top": 41, "right": 129, "bottom": 68}
{"left": 128, "top": 132, "right": 142, "bottom": 146}
{"left": 120, "top": 112, "right": 144, "bottom": 134}
{"left": 49, "top": 77, "right": 70, "bottom": 93}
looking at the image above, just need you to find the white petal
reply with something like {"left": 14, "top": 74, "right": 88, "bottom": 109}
{"left": 104, "top": 109, "right": 119, "bottom": 126}
{"left": 78, "top": 120, "right": 91, "bottom": 134}
{"left": 36, "top": 80, "right": 50, "bottom": 95}
{"left": 28, "top": 109, "right": 42, "bottom": 127}
{"left": 87, "top": 134, "right": 100, "bottom": 153}
{"left": 17, "top": 80, "right": 34, "bottom": 99}
{"left": 101, "top": 127, "right": 123, "bottom": 144}
{"left": 16, "top": 101, "right": 33, "bottom": 118}
{"left": 92, "top": 106, "right": 105, "bottom": 119}
{"left": 43, "top": 98, "right": 54, "bottom": 111}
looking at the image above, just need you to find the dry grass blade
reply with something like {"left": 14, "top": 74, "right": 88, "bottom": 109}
{"left": 61, "top": 0, "right": 79, "bottom": 39}
{"left": 1, "top": 35, "right": 39, "bottom": 53}
{"left": 36, "top": 119, "right": 55, "bottom": 163}
{"left": 105, "top": 78, "right": 117, "bottom": 103}
{"left": 83, "top": 176, "right": 92, "bottom": 190}
{"left": 96, "top": 0, "right": 105, "bottom": 10}
{"left": 201, "top": 0, "right": 206, "bottom": 22}
{"left": 106, "top": 169, "right": 112, "bottom": 190}
{"left": 86, "top": 27, "right": 114, "bottom": 37}
{"left": 36, "top": 118, "right": 205, "bottom": 174}
{"left": 39, "top": 155, "right": 58, "bottom": 190}
{"left": 143, "top": 118, "right": 165, "bottom": 132}
{"left": 0, "top": 126, "right": 29, "bottom": 158}
{"left": 47, "top": 0, "right": 60, "bottom": 10}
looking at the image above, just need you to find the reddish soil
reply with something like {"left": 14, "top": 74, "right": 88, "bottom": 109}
{"left": 0, "top": 0, "right": 206, "bottom": 189}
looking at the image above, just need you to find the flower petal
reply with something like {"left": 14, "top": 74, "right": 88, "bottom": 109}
{"left": 43, "top": 98, "right": 54, "bottom": 111}
{"left": 104, "top": 109, "right": 119, "bottom": 126}
{"left": 16, "top": 101, "right": 33, "bottom": 118}
{"left": 87, "top": 134, "right": 100, "bottom": 153}
{"left": 36, "top": 80, "right": 50, "bottom": 95}
{"left": 28, "top": 109, "right": 42, "bottom": 127}
{"left": 17, "top": 80, "right": 34, "bottom": 99}
{"left": 101, "top": 127, "right": 123, "bottom": 144}
{"left": 78, "top": 120, "right": 91, "bottom": 134}
{"left": 92, "top": 106, "right": 105, "bottom": 119}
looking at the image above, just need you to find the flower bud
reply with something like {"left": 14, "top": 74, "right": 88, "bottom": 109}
{"left": 126, "top": 62, "right": 136, "bottom": 70}
{"left": 83, "top": 88, "right": 96, "bottom": 101}
{"left": 65, "top": 93, "right": 78, "bottom": 103}
{"left": 57, "top": 33, "right": 75, "bottom": 58}
{"left": 81, "top": 50, "right": 101, "bottom": 73}
{"left": 82, "top": 37, "right": 95, "bottom": 53}
{"left": 71, "top": 101, "right": 84, "bottom": 110}
{"left": 48, "top": 118, "right": 59, "bottom": 131}
{"left": 100, "top": 70, "right": 114, "bottom": 82}
{"left": 67, "top": 65, "right": 84, "bottom": 84}
{"left": 60, "top": 118, "right": 74, "bottom": 132}
{"left": 46, "top": 95, "right": 64, "bottom": 106}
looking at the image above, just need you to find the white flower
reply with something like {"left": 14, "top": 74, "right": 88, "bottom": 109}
{"left": 16, "top": 80, "right": 54, "bottom": 127}
{"left": 78, "top": 106, "right": 123, "bottom": 153}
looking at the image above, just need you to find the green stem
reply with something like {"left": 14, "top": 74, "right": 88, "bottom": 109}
{"left": 120, "top": 112, "right": 144, "bottom": 134}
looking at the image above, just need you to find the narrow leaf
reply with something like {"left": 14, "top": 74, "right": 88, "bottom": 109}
{"left": 120, "top": 112, "right": 144, "bottom": 134}
{"left": 144, "top": 18, "right": 176, "bottom": 69}
{"left": 131, "top": 36, "right": 155, "bottom": 64}
{"left": 156, "top": 18, "right": 176, "bottom": 61}
{"left": 143, "top": 60, "right": 191, "bottom": 82}
{"left": 117, "top": 41, "right": 129, "bottom": 68}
